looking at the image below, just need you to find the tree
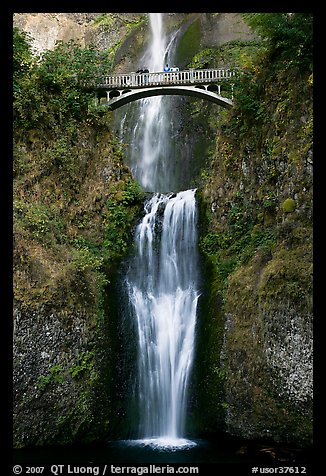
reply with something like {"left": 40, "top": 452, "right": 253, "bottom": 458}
{"left": 13, "top": 27, "right": 34, "bottom": 84}
{"left": 242, "top": 13, "right": 312, "bottom": 68}
{"left": 13, "top": 34, "right": 113, "bottom": 130}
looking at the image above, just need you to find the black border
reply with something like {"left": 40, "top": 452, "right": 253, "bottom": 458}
{"left": 6, "top": 3, "right": 321, "bottom": 475}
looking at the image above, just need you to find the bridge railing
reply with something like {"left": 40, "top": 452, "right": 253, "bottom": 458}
{"left": 95, "top": 68, "right": 239, "bottom": 89}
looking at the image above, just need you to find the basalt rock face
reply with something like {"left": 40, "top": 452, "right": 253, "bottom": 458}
{"left": 197, "top": 64, "right": 313, "bottom": 445}
{"left": 13, "top": 306, "right": 109, "bottom": 446}
{"left": 13, "top": 13, "right": 98, "bottom": 54}
{"left": 13, "top": 12, "right": 255, "bottom": 69}
{"left": 13, "top": 115, "right": 144, "bottom": 447}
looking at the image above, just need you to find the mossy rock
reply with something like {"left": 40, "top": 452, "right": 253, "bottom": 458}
{"left": 282, "top": 198, "right": 296, "bottom": 213}
{"left": 174, "top": 18, "right": 201, "bottom": 68}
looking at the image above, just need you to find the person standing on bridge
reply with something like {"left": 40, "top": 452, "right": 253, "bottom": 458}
{"left": 143, "top": 67, "right": 149, "bottom": 85}
{"left": 164, "top": 63, "right": 170, "bottom": 72}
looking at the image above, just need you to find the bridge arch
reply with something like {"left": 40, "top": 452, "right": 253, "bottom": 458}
{"left": 96, "top": 85, "right": 233, "bottom": 111}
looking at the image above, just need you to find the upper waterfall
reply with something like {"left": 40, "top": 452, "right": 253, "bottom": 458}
{"left": 119, "top": 13, "right": 181, "bottom": 193}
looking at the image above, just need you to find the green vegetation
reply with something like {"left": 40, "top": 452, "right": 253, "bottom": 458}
{"left": 282, "top": 198, "right": 296, "bottom": 213}
{"left": 13, "top": 28, "right": 144, "bottom": 315}
{"left": 93, "top": 13, "right": 116, "bottom": 28}
{"left": 175, "top": 19, "right": 201, "bottom": 68}
{"left": 13, "top": 26, "right": 145, "bottom": 447}
{"left": 37, "top": 365, "right": 65, "bottom": 390}
{"left": 13, "top": 13, "right": 313, "bottom": 446}
{"left": 68, "top": 351, "right": 96, "bottom": 380}
{"left": 199, "top": 12, "right": 313, "bottom": 310}
{"left": 14, "top": 32, "right": 113, "bottom": 132}
{"left": 188, "top": 40, "right": 262, "bottom": 70}
{"left": 241, "top": 13, "right": 312, "bottom": 68}
{"left": 13, "top": 28, "right": 34, "bottom": 80}
{"left": 194, "top": 13, "right": 312, "bottom": 442}
{"left": 104, "top": 180, "right": 145, "bottom": 262}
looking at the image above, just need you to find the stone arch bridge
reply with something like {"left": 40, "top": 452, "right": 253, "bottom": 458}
{"left": 94, "top": 68, "right": 238, "bottom": 110}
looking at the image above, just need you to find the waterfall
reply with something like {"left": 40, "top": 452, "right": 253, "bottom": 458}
{"left": 126, "top": 190, "right": 200, "bottom": 444}
{"left": 123, "top": 13, "right": 200, "bottom": 447}
{"left": 125, "top": 13, "right": 180, "bottom": 193}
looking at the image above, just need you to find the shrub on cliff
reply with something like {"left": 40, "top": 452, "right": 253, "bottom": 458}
{"left": 242, "top": 13, "right": 312, "bottom": 69}
{"left": 13, "top": 30, "right": 112, "bottom": 130}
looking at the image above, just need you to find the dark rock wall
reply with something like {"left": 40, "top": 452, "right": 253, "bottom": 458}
{"left": 198, "top": 64, "right": 313, "bottom": 444}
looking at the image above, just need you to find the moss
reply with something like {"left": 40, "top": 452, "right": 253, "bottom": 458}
{"left": 282, "top": 198, "right": 296, "bottom": 213}
{"left": 68, "top": 351, "right": 96, "bottom": 380}
{"left": 223, "top": 247, "right": 312, "bottom": 444}
{"left": 175, "top": 19, "right": 201, "bottom": 68}
{"left": 258, "top": 243, "right": 312, "bottom": 309}
{"left": 190, "top": 256, "right": 227, "bottom": 435}
{"left": 93, "top": 13, "right": 116, "bottom": 28}
{"left": 37, "top": 365, "right": 65, "bottom": 391}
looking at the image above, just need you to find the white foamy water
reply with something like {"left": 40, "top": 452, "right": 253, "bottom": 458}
{"left": 124, "top": 14, "right": 200, "bottom": 447}
{"left": 127, "top": 190, "right": 200, "bottom": 442}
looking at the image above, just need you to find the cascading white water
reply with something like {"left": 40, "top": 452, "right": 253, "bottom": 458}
{"left": 127, "top": 190, "right": 200, "bottom": 445}
{"left": 127, "top": 13, "right": 179, "bottom": 192}
{"left": 123, "top": 13, "right": 200, "bottom": 448}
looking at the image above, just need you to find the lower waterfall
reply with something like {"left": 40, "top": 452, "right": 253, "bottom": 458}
{"left": 126, "top": 189, "right": 200, "bottom": 446}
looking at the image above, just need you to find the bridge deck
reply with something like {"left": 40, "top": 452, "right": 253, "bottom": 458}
{"left": 96, "top": 68, "right": 238, "bottom": 90}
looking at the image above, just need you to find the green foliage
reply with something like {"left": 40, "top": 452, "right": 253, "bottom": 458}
{"left": 188, "top": 48, "right": 217, "bottom": 69}
{"left": 212, "top": 366, "right": 226, "bottom": 380}
{"left": 188, "top": 40, "right": 262, "bottom": 70}
{"left": 242, "top": 13, "right": 312, "bottom": 69}
{"left": 234, "top": 71, "right": 267, "bottom": 128}
{"left": 223, "top": 14, "right": 312, "bottom": 142}
{"left": 104, "top": 202, "right": 131, "bottom": 259}
{"left": 215, "top": 257, "right": 239, "bottom": 282}
{"left": 38, "top": 39, "right": 112, "bottom": 89}
{"left": 68, "top": 351, "right": 95, "bottom": 380}
{"left": 200, "top": 220, "right": 277, "bottom": 286}
{"left": 199, "top": 232, "right": 232, "bottom": 255}
{"left": 71, "top": 247, "right": 104, "bottom": 272}
{"left": 262, "top": 192, "right": 277, "bottom": 211}
{"left": 13, "top": 27, "right": 142, "bottom": 317}
{"left": 103, "top": 179, "right": 145, "bottom": 262}
{"left": 119, "top": 179, "right": 144, "bottom": 205}
{"left": 71, "top": 237, "right": 100, "bottom": 255}
{"left": 14, "top": 200, "right": 48, "bottom": 235}
{"left": 14, "top": 199, "right": 66, "bottom": 244}
{"left": 13, "top": 27, "right": 34, "bottom": 83}
{"left": 13, "top": 32, "right": 112, "bottom": 131}
{"left": 93, "top": 13, "right": 115, "bottom": 28}
{"left": 175, "top": 19, "right": 201, "bottom": 67}
{"left": 37, "top": 352, "right": 96, "bottom": 390}
{"left": 37, "top": 364, "right": 65, "bottom": 390}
